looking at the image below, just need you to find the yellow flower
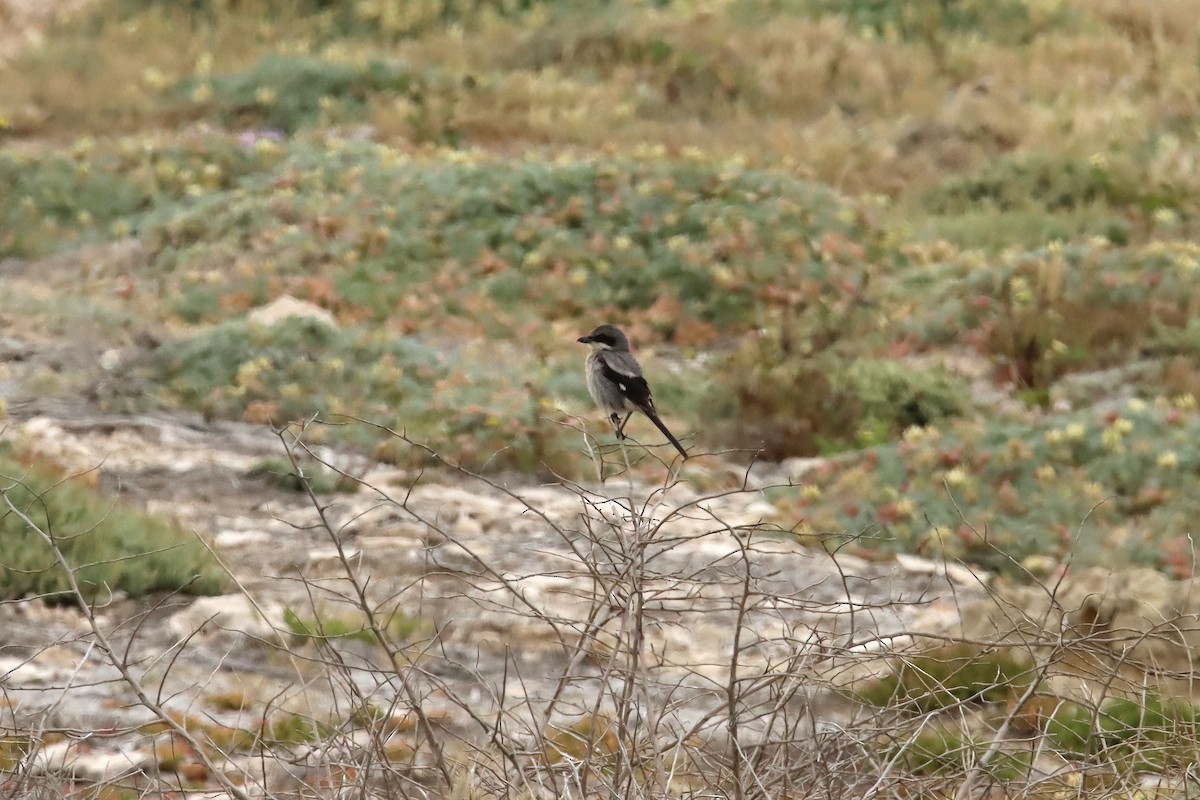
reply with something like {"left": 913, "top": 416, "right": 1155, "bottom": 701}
{"left": 1126, "top": 398, "right": 1147, "bottom": 413}
{"left": 903, "top": 425, "right": 934, "bottom": 443}
{"left": 1064, "top": 423, "right": 1086, "bottom": 441}
{"left": 925, "top": 527, "right": 951, "bottom": 552}
{"left": 190, "top": 83, "right": 214, "bottom": 103}
{"left": 141, "top": 66, "right": 170, "bottom": 90}
{"left": 944, "top": 467, "right": 968, "bottom": 487}
{"left": 800, "top": 484, "right": 822, "bottom": 502}
{"left": 1044, "top": 429, "right": 1063, "bottom": 445}
{"left": 195, "top": 52, "right": 214, "bottom": 78}
{"left": 1153, "top": 208, "right": 1180, "bottom": 226}
{"left": 1009, "top": 275, "right": 1034, "bottom": 306}
{"left": 1035, "top": 465, "right": 1056, "bottom": 481}
{"left": 1158, "top": 451, "right": 1179, "bottom": 469}
{"left": 665, "top": 235, "right": 689, "bottom": 252}
{"left": 235, "top": 357, "right": 272, "bottom": 391}
{"left": 1021, "top": 554, "right": 1057, "bottom": 576}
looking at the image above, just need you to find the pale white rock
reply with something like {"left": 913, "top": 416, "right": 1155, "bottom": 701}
{"left": 356, "top": 537, "right": 426, "bottom": 572}
{"left": 75, "top": 747, "right": 153, "bottom": 781}
{"left": 743, "top": 500, "right": 779, "bottom": 520}
{"left": 303, "top": 547, "right": 365, "bottom": 579}
{"left": 29, "top": 741, "right": 150, "bottom": 781}
{"left": 362, "top": 467, "right": 414, "bottom": 487}
{"left": 168, "top": 595, "right": 285, "bottom": 645}
{"left": 894, "top": 553, "right": 988, "bottom": 588}
{"left": 99, "top": 348, "right": 122, "bottom": 371}
{"left": 482, "top": 515, "right": 546, "bottom": 536}
{"left": 780, "top": 457, "right": 825, "bottom": 480}
{"left": 448, "top": 514, "right": 484, "bottom": 538}
{"left": 427, "top": 541, "right": 486, "bottom": 573}
{"left": 413, "top": 485, "right": 506, "bottom": 520}
{"left": 28, "top": 740, "right": 73, "bottom": 775}
{"left": 215, "top": 529, "right": 271, "bottom": 548}
{"left": 307, "top": 546, "right": 362, "bottom": 564}
{"left": 0, "top": 655, "right": 60, "bottom": 686}
{"left": 336, "top": 505, "right": 416, "bottom": 538}
{"left": 248, "top": 295, "right": 338, "bottom": 329}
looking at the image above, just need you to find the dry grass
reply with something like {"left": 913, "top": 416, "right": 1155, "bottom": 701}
{"left": 2, "top": 0, "right": 1197, "bottom": 211}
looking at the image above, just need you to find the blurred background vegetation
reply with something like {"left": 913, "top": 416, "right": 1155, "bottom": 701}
{"left": 3, "top": 0, "right": 1200, "bottom": 578}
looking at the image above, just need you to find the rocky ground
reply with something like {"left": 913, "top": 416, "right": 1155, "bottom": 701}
{"left": 4, "top": 253, "right": 1200, "bottom": 798}
{"left": 0, "top": 324, "right": 994, "bottom": 795}
{"left": 3, "top": 290, "right": 1199, "bottom": 797}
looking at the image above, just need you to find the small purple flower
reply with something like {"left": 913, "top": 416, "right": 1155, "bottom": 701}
{"left": 237, "top": 129, "right": 285, "bottom": 148}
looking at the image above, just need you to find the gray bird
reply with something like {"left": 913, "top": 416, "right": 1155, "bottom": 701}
{"left": 577, "top": 323, "right": 688, "bottom": 460}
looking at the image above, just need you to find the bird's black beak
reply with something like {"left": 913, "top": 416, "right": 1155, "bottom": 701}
{"left": 577, "top": 335, "right": 592, "bottom": 344}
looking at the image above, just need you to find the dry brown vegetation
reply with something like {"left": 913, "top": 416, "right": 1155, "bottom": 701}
{"left": 5, "top": 0, "right": 1200, "bottom": 796}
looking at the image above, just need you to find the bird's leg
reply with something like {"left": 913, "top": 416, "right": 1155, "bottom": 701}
{"left": 616, "top": 412, "right": 634, "bottom": 438}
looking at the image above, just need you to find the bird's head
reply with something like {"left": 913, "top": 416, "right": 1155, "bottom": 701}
{"left": 577, "top": 323, "right": 630, "bottom": 352}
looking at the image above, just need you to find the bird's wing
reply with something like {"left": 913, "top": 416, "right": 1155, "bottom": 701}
{"left": 598, "top": 350, "right": 654, "bottom": 410}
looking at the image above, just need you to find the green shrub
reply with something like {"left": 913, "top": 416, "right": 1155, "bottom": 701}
{"left": 130, "top": 138, "right": 885, "bottom": 334}
{"left": 892, "top": 727, "right": 1029, "bottom": 780}
{"left": 283, "top": 607, "right": 377, "bottom": 646}
{"left": 0, "top": 137, "right": 266, "bottom": 258}
{"left": 910, "top": 240, "right": 1199, "bottom": 392}
{"left": 924, "top": 154, "right": 1141, "bottom": 216}
{"left": 1042, "top": 700, "right": 1093, "bottom": 756}
{"left": 175, "top": 56, "right": 426, "bottom": 133}
{"left": 283, "top": 606, "right": 430, "bottom": 647}
{"left": 795, "top": 398, "right": 1200, "bottom": 575}
{"left": 839, "top": 359, "right": 966, "bottom": 446}
{"left": 259, "top": 712, "right": 333, "bottom": 745}
{"left": 750, "top": 0, "right": 1070, "bottom": 45}
{"left": 102, "top": 316, "right": 589, "bottom": 473}
{"left": 117, "top": 0, "right": 586, "bottom": 39}
{"left": 106, "top": 316, "right": 439, "bottom": 429}
{"left": 857, "top": 644, "right": 1031, "bottom": 713}
{"left": 1040, "top": 695, "right": 1200, "bottom": 768}
{"left": 0, "top": 445, "right": 225, "bottom": 601}
{"left": 0, "top": 152, "right": 148, "bottom": 257}
{"left": 247, "top": 457, "right": 353, "bottom": 494}
{"left": 716, "top": 350, "right": 964, "bottom": 459}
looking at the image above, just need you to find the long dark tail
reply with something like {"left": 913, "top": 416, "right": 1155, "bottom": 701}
{"left": 641, "top": 407, "right": 688, "bottom": 460}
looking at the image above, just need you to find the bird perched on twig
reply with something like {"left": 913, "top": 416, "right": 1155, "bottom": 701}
{"left": 577, "top": 323, "right": 688, "bottom": 460}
